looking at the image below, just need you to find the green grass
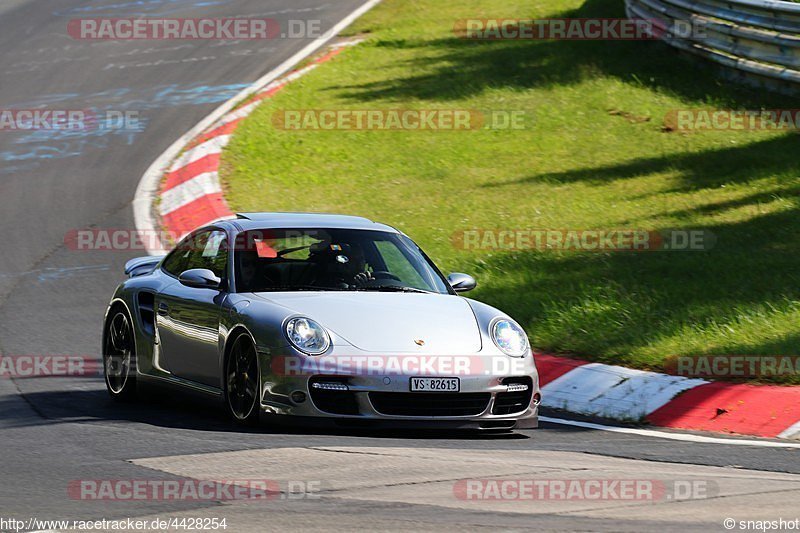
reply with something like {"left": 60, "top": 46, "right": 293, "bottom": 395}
{"left": 221, "top": 0, "right": 800, "bottom": 383}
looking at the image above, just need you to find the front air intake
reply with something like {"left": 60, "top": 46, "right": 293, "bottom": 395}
{"left": 308, "top": 377, "right": 359, "bottom": 415}
{"left": 492, "top": 377, "right": 534, "bottom": 415}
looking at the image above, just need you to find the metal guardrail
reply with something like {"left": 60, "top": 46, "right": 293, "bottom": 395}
{"left": 625, "top": 0, "right": 800, "bottom": 92}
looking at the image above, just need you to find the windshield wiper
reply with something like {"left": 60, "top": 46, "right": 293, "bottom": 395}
{"left": 355, "top": 285, "right": 431, "bottom": 294}
{"left": 263, "top": 285, "right": 345, "bottom": 292}
{"left": 258, "top": 284, "right": 433, "bottom": 294}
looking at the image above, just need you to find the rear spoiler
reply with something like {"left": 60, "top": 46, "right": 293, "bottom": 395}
{"left": 124, "top": 256, "right": 164, "bottom": 278}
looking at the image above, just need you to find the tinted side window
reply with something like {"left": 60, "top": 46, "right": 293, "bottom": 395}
{"left": 183, "top": 230, "right": 228, "bottom": 279}
{"left": 203, "top": 231, "right": 228, "bottom": 278}
{"left": 161, "top": 238, "right": 193, "bottom": 276}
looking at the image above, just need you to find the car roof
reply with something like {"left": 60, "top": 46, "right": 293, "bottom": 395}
{"left": 226, "top": 212, "right": 401, "bottom": 233}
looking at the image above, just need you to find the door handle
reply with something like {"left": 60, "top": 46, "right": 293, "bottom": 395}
{"left": 157, "top": 303, "right": 169, "bottom": 316}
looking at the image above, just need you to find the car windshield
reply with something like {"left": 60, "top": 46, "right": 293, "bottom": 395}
{"left": 233, "top": 228, "right": 451, "bottom": 294}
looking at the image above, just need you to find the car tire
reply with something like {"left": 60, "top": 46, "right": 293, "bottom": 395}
{"left": 224, "top": 333, "right": 261, "bottom": 426}
{"left": 103, "top": 305, "right": 138, "bottom": 401}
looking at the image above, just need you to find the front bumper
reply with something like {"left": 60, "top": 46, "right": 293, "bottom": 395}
{"left": 258, "top": 349, "right": 540, "bottom": 430}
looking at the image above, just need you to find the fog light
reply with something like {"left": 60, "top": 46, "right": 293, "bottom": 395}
{"left": 311, "top": 382, "right": 349, "bottom": 391}
{"left": 532, "top": 393, "right": 542, "bottom": 405}
{"left": 290, "top": 391, "right": 307, "bottom": 403}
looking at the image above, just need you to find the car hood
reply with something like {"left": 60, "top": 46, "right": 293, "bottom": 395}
{"left": 250, "top": 292, "right": 482, "bottom": 354}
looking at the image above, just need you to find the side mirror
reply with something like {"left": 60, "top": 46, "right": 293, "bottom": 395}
{"left": 179, "top": 269, "right": 222, "bottom": 290}
{"left": 447, "top": 272, "right": 476, "bottom": 293}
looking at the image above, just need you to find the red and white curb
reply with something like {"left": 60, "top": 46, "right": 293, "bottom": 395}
{"left": 536, "top": 354, "right": 800, "bottom": 439}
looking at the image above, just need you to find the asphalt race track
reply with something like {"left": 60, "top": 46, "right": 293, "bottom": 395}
{"left": 1, "top": 1, "right": 799, "bottom": 531}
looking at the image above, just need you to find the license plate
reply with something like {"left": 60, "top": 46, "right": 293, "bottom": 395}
{"left": 410, "top": 377, "right": 460, "bottom": 392}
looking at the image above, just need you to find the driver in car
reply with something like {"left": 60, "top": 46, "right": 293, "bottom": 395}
{"left": 312, "top": 243, "right": 374, "bottom": 288}
{"left": 346, "top": 245, "right": 374, "bottom": 287}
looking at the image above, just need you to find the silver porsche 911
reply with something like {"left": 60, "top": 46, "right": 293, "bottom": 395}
{"left": 104, "top": 213, "right": 540, "bottom": 430}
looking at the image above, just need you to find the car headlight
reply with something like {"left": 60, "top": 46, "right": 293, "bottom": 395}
{"left": 491, "top": 319, "right": 529, "bottom": 357}
{"left": 285, "top": 317, "right": 330, "bottom": 355}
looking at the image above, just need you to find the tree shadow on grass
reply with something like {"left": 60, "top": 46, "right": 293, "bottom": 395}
{"left": 335, "top": 0, "right": 794, "bottom": 108}
{"left": 483, "top": 133, "right": 800, "bottom": 193}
